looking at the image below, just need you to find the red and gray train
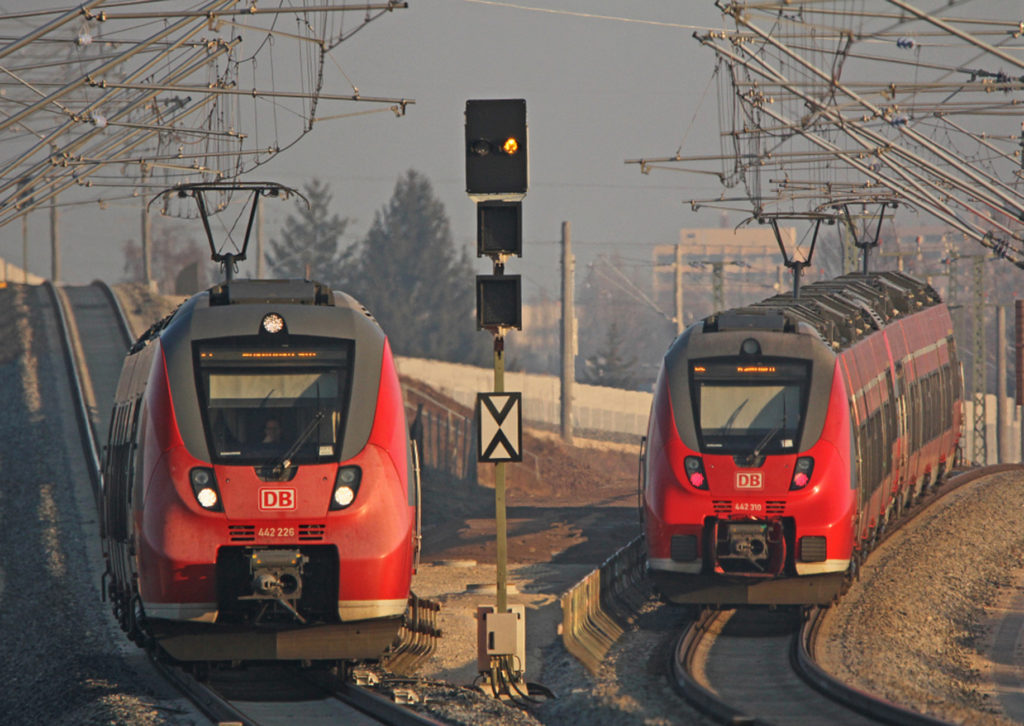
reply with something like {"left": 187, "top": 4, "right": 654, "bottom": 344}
{"left": 100, "top": 278, "right": 420, "bottom": 661}
{"left": 641, "top": 272, "right": 962, "bottom": 606}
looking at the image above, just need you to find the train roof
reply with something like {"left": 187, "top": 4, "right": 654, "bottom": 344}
{"left": 701, "top": 271, "right": 944, "bottom": 351}
{"left": 129, "top": 278, "right": 378, "bottom": 353}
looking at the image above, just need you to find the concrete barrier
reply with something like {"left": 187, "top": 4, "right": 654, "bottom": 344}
{"left": 559, "top": 535, "right": 648, "bottom": 674}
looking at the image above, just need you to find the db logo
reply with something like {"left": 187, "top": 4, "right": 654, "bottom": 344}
{"left": 259, "top": 488, "right": 296, "bottom": 510}
{"left": 735, "top": 471, "right": 764, "bottom": 490}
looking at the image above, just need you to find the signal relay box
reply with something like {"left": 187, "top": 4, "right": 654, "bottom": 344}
{"left": 476, "top": 604, "right": 526, "bottom": 674}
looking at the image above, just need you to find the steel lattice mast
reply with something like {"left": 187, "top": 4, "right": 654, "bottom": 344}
{"left": 629, "top": 0, "right": 1024, "bottom": 268}
{"left": 0, "top": 1, "right": 411, "bottom": 226}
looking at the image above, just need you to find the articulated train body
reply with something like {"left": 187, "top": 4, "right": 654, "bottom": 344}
{"left": 101, "top": 279, "right": 418, "bottom": 661}
{"left": 642, "top": 272, "right": 962, "bottom": 606}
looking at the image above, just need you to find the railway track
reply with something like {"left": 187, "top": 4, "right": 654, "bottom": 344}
{"left": 670, "top": 466, "right": 1016, "bottom": 726}
{"left": 152, "top": 659, "right": 447, "bottom": 726}
{"left": 46, "top": 281, "right": 446, "bottom": 726}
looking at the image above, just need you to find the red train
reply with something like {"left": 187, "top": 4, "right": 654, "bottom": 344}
{"left": 101, "top": 278, "right": 422, "bottom": 661}
{"left": 641, "top": 272, "right": 962, "bottom": 606}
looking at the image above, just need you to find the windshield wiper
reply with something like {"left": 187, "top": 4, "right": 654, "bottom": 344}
{"left": 271, "top": 409, "right": 325, "bottom": 475}
{"left": 744, "top": 422, "right": 782, "bottom": 466}
{"left": 721, "top": 399, "right": 748, "bottom": 433}
{"left": 749, "top": 421, "right": 778, "bottom": 460}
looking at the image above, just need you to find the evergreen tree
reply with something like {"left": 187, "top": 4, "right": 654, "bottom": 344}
{"left": 343, "top": 169, "right": 487, "bottom": 364}
{"left": 265, "top": 178, "right": 350, "bottom": 284}
{"left": 577, "top": 253, "right": 674, "bottom": 390}
{"left": 121, "top": 217, "right": 211, "bottom": 293}
{"left": 583, "top": 321, "right": 640, "bottom": 389}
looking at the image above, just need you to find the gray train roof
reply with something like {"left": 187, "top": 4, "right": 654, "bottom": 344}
{"left": 130, "top": 278, "right": 379, "bottom": 352}
{"left": 130, "top": 278, "right": 389, "bottom": 462}
{"left": 700, "top": 271, "right": 944, "bottom": 351}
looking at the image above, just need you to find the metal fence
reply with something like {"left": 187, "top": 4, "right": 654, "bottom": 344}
{"left": 404, "top": 383, "right": 476, "bottom": 482}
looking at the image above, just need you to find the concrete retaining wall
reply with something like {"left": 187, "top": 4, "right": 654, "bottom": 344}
{"left": 395, "top": 356, "right": 652, "bottom": 439}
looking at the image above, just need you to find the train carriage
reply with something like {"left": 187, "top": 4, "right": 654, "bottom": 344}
{"left": 101, "top": 278, "right": 422, "bottom": 662}
{"left": 642, "top": 272, "right": 962, "bottom": 606}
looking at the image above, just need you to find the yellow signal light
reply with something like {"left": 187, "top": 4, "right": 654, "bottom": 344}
{"left": 502, "top": 136, "right": 519, "bottom": 155}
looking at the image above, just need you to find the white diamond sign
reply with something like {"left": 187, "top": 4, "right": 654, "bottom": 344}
{"left": 476, "top": 392, "right": 522, "bottom": 463}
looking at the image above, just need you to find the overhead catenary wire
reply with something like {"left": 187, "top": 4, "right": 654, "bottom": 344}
{"left": 629, "top": 0, "right": 1024, "bottom": 268}
{"left": 0, "top": 0, "right": 412, "bottom": 228}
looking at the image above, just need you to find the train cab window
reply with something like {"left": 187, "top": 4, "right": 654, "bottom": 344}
{"left": 195, "top": 338, "right": 353, "bottom": 466}
{"left": 690, "top": 359, "right": 809, "bottom": 456}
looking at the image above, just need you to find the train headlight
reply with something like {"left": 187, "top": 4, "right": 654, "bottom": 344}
{"left": 330, "top": 465, "right": 362, "bottom": 510}
{"left": 261, "top": 313, "right": 285, "bottom": 334}
{"left": 790, "top": 456, "right": 814, "bottom": 491}
{"left": 683, "top": 456, "right": 708, "bottom": 490}
{"left": 190, "top": 467, "right": 222, "bottom": 511}
{"left": 740, "top": 338, "right": 761, "bottom": 356}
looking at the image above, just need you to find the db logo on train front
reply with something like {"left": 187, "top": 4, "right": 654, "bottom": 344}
{"left": 259, "top": 488, "right": 296, "bottom": 510}
{"left": 735, "top": 472, "right": 764, "bottom": 490}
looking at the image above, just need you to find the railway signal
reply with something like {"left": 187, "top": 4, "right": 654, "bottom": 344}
{"left": 466, "top": 98, "right": 529, "bottom": 695}
{"left": 476, "top": 274, "right": 522, "bottom": 331}
{"left": 465, "top": 98, "right": 527, "bottom": 199}
{"left": 468, "top": 99, "right": 526, "bottom": 332}
{"left": 477, "top": 200, "right": 522, "bottom": 258}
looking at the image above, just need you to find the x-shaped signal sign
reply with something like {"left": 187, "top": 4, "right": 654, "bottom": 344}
{"left": 476, "top": 392, "right": 523, "bottom": 463}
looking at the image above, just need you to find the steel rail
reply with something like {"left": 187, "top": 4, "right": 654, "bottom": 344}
{"left": 152, "top": 657, "right": 447, "bottom": 726}
{"left": 330, "top": 680, "right": 449, "bottom": 726}
{"left": 791, "top": 465, "right": 1024, "bottom": 724}
{"left": 42, "top": 281, "right": 103, "bottom": 507}
{"left": 93, "top": 279, "right": 135, "bottom": 349}
{"left": 670, "top": 609, "right": 775, "bottom": 725}
{"left": 148, "top": 658, "right": 257, "bottom": 726}
{"left": 793, "top": 608, "right": 950, "bottom": 726}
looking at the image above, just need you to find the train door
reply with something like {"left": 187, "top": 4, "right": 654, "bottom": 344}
{"left": 893, "top": 363, "right": 910, "bottom": 504}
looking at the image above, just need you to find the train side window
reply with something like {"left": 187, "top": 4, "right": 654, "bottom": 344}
{"left": 106, "top": 399, "right": 134, "bottom": 542}
{"left": 939, "top": 365, "right": 951, "bottom": 431}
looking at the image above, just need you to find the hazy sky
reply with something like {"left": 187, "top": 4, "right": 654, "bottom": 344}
{"left": 1, "top": 1, "right": 728, "bottom": 295}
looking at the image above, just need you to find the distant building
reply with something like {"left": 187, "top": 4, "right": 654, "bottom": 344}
{"left": 513, "top": 296, "right": 564, "bottom": 374}
{"left": 876, "top": 225, "right": 962, "bottom": 300}
{"left": 652, "top": 225, "right": 802, "bottom": 327}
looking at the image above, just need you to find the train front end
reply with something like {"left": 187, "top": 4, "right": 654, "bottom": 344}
{"left": 135, "top": 280, "right": 416, "bottom": 661}
{"left": 643, "top": 311, "right": 855, "bottom": 606}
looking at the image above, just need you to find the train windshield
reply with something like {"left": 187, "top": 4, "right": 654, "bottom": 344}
{"left": 196, "top": 339, "right": 353, "bottom": 465}
{"left": 691, "top": 359, "right": 809, "bottom": 455}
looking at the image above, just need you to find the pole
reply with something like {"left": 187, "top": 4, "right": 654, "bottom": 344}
{"left": 997, "top": 304, "right": 1008, "bottom": 462}
{"left": 256, "top": 194, "right": 265, "bottom": 278}
{"left": 1016, "top": 300, "right": 1024, "bottom": 461}
{"left": 674, "top": 243, "right": 684, "bottom": 335}
{"left": 21, "top": 211, "right": 28, "bottom": 283}
{"left": 560, "top": 221, "right": 575, "bottom": 444}
{"left": 972, "top": 257, "right": 986, "bottom": 464}
{"left": 494, "top": 335, "right": 508, "bottom": 613}
{"left": 712, "top": 261, "right": 725, "bottom": 310}
{"left": 141, "top": 167, "right": 153, "bottom": 290}
{"left": 50, "top": 194, "right": 59, "bottom": 283}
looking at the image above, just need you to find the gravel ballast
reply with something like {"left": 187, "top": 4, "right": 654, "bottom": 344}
{"left": 5, "top": 280, "right": 1024, "bottom": 725}
{"left": 816, "top": 468, "right": 1024, "bottom": 725}
{"left": 0, "top": 285, "right": 191, "bottom": 725}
